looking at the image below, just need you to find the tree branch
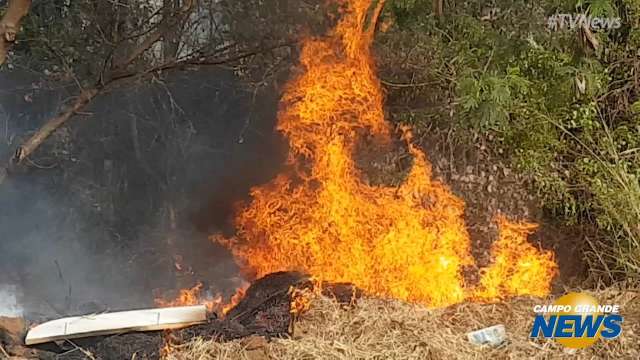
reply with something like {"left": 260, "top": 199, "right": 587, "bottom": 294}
{"left": 109, "top": 41, "right": 294, "bottom": 83}
{"left": 0, "top": 0, "right": 31, "bottom": 65}
{"left": 365, "top": 0, "right": 386, "bottom": 41}
{"left": 0, "top": 40, "right": 294, "bottom": 187}
{"left": 115, "top": 0, "right": 195, "bottom": 69}
{"left": 433, "top": 0, "right": 444, "bottom": 17}
{"left": 15, "top": 88, "right": 99, "bottom": 163}
{"left": 0, "top": 0, "right": 196, "bottom": 186}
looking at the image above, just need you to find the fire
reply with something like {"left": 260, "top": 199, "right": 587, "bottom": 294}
{"left": 155, "top": 283, "right": 222, "bottom": 313}
{"left": 161, "top": 342, "right": 174, "bottom": 358}
{"left": 155, "top": 282, "right": 249, "bottom": 316}
{"left": 290, "top": 287, "right": 314, "bottom": 316}
{"left": 213, "top": 0, "right": 557, "bottom": 307}
{"left": 475, "top": 216, "right": 558, "bottom": 300}
{"left": 221, "top": 286, "right": 247, "bottom": 315}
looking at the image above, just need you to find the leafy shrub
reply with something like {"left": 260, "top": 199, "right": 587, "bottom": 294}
{"left": 383, "top": 0, "right": 640, "bottom": 280}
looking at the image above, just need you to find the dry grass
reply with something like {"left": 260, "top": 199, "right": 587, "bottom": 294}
{"left": 167, "top": 288, "right": 639, "bottom": 360}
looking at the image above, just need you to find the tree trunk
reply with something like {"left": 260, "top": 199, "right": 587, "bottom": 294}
{"left": 433, "top": 0, "right": 443, "bottom": 17}
{"left": 162, "top": 0, "right": 182, "bottom": 61}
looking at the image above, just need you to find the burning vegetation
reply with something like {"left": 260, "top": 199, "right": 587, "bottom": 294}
{"left": 155, "top": 283, "right": 248, "bottom": 316}
{"left": 213, "top": 0, "right": 557, "bottom": 308}
{"left": 16, "top": 0, "right": 640, "bottom": 358}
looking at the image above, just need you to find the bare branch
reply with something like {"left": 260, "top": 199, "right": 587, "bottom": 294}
{"left": 365, "top": 0, "right": 386, "bottom": 42}
{"left": 110, "top": 41, "right": 294, "bottom": 83}
{"left": 114, "top": 0, "right": 195, "bottom": 69}
{"left": 0, "top": 0, "right": 31, "bottom": 65}
{"left": 433, "top": 0, "right": 444, "bottom": 17}
{"left": 0, "top": 40, "right": 294, "bottom": 187}
{"left": 15, "top": 88, "right": 99, "bottom": 164}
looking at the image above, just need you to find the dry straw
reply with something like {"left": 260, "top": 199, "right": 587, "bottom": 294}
{"left": 167, "top": 288, "right": 639, "bottom": 360}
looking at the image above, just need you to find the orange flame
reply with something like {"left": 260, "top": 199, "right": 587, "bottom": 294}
{"left": 475, "top": 216, "right": 558, "bottom": 300}
{"left": 155, "top": 283, "right": 222, "bottom": 313}
{"left": 221, "top": 286, "right": 248, "bottom": 315}
{"left": 290, "top": 287, "right": 314, "bottom": 316}
{"left": 155, "top": 282, "right": 250, "bottom": 316}
{"left": 213, "top": 0, "right": 557, "bottom": 307}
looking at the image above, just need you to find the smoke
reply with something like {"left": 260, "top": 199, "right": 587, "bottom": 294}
{"left": 0, "top": 68, "right": 282, "bottom": 320}
{"left": 0, "top": 77, "right": 153, "bottom": 317}
{"left": 0, "top": 176, "right": 144, "bottom": 317}
{"left": 0, "top": 284, "right": 22, "bottom": 318}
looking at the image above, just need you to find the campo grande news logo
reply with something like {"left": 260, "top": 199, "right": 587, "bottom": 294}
{"left": 530, "top": 292, "right": 623, "bottom": 349}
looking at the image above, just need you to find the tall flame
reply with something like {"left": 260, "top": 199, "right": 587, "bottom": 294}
{"left": 214, "top": 0, "right": 557, "bottom": 307}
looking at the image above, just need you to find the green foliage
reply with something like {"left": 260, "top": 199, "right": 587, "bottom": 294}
{"left": 388, "top": 0, "right": 433, "bottom": 28}
{"left": 577, "top": 0, "right": 617, "bottom": 17}
{"left": 457, "top": 68, "right": 531, "bottom": 131}
{"left": 382, "top": 0, "right": 640, "bottom": 279}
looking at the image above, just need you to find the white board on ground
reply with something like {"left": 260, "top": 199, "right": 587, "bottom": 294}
{"left": 25, "top": 305, "right": 207, "bottom": 345}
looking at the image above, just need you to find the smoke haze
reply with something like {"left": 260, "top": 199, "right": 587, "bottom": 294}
{"left": 0, "top": 68, "right": 282, "bottom": 320}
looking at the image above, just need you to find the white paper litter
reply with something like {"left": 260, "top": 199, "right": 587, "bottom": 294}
{"left": 467, "top": 324, "right": 507, "bottom": 346}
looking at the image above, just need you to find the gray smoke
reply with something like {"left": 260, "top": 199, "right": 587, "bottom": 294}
{"left": 0, "top": 69, "right": 282, "bottom": 320}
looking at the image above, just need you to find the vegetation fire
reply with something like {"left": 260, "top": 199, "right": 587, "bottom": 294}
{"left": 212, "top": 0, "right": 557, "bottom": 308}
